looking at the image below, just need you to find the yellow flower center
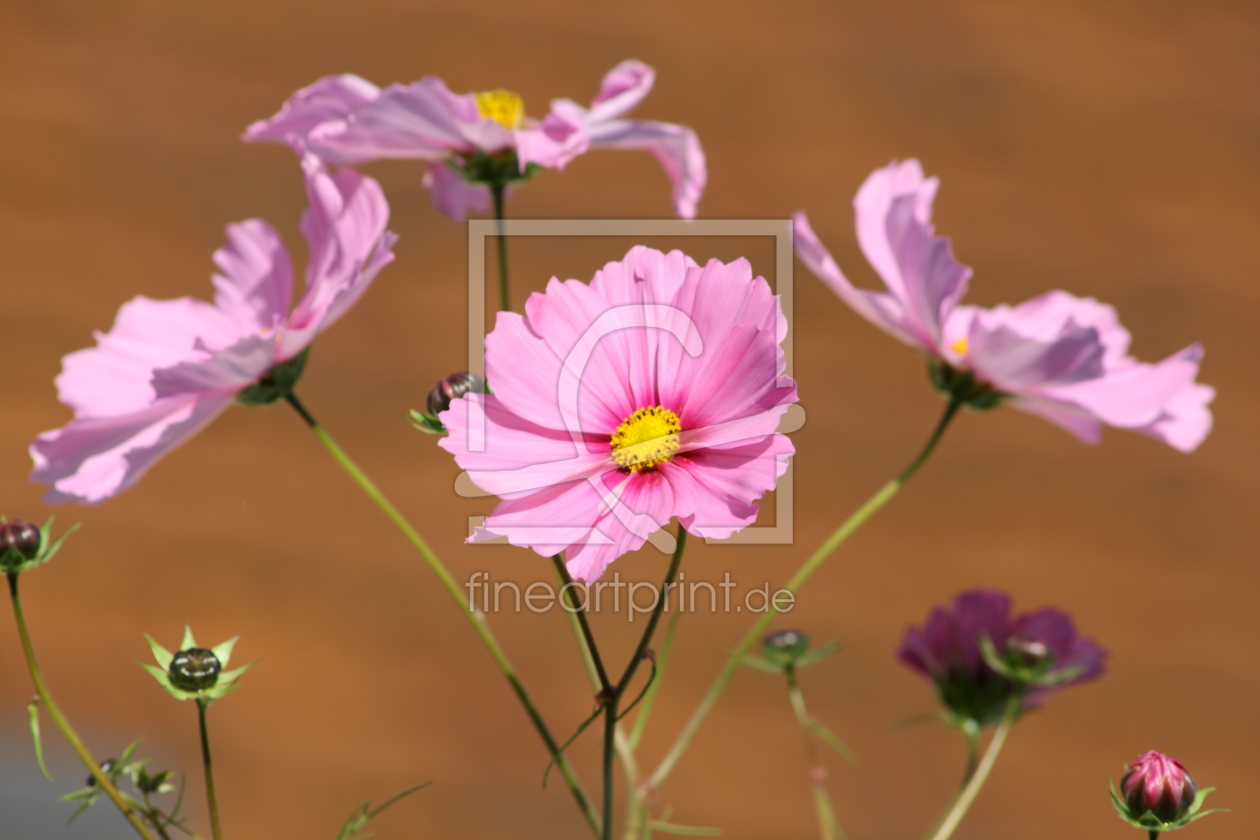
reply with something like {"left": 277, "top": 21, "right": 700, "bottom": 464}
{"left": 950, "top": 336, "right": 969, "bottom": 356}
{"left": 475, "top": 89, "right": 525, "bottom": 130}
{"left": 610, "top": 406, "right": 681, "bottom": 472}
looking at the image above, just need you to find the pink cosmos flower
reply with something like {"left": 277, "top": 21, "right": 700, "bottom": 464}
{"left": 438, "top": 246, "right": 796, "bottom": 582}
{"left": 30, "top": 157, "right": 397, "bottom": 504}
{"left": 243, "top": 60, "right": 707, "bottom": 221}
{"left": 794, "top": 159, "right": 1214, "bottom": 451}
{"left": 898, "top": 588, "right": 1105, "bottom": 726}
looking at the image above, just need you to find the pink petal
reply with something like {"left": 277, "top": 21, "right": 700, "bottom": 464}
{"left": 212, "top": 219, "right": 293, "bottom": 332}
{"left": 677, "top": 433, "right": 793, "bottom": 539}
{"left": 1043, "top": 343, "right": 1206, "bottom": 429}
{"left": 587, "top": 60, "right": 656, "bottom": 122}
{"left": 585, "top": 118, "right": 707, "bottom": 219}
{"left": 984, "top": 291, "right": 1132, "bottom": 368}
{"left": 30, "top": 393, "right": 234, "bottom": 505}
{"left": 968, "top": 314, "right": 1106, "bottom": 391}
{"left": 422, "top": 160, "right": 492, "bottom": 221}
{"left": 150, "top": 334, "right": 279, "bottom": 399}
{"left": 307, "top": 77, "right": 486, "bottom": 162}
{"left": 1134, "top": 378, "right": 1214, "bottom": 453}
{"left": 54, "top": 296, "right": 242, "bottom": 417}
{"left": 562, "top": 469, "right": 679, "bottom": 583}
{"left": 793, "top": 211, "right": 926, "bottom": 350}
{"left": 242, "top": 74, "right": 380, "bottom": 160}
{"left": 854, "top": 159, "right": 939, "bottom": 299}
{"left": 513, "top": 102, "right": 589, "bottom": 170}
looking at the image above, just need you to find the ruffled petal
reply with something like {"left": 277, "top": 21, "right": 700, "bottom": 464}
{"left": 422, "top": 160, "right": 492, "bottom": 221}
{"left": 587, "top": 60, "right": 656, "bottom": 122}
{"left": 211, "top": 219, "right": 293, "bottom": 333}
{"left": 242, "top": 74, "right": 380, "bottom": 160}
{"left": 585, "top": 118, "right": 706, "bottom": 219}
{"left": 676, "top": 432, "right": 793, "bottom": 539}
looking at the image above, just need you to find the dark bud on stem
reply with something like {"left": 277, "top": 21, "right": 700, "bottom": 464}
{"left": 169, "top": 648, "right": 222, "bottom": 692}
{"left": 0, "top": 520, "right": 41, "bottom": 562}
{"left": 762, "top": 629, "right": 810, "bottom": 669}
{"left": 86, "top": 759, "right": 116, "bottom": 787}
{"left": 427, "top": 372, "right": 485, "bottom": 417}
{"left": 1121, "top": 751, "right": 1199, "bottom": 824}
{"left": 1006, "top": 637, "right": 1050, "bottom": 669}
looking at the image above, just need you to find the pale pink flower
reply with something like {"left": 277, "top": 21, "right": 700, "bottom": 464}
{"left": 794, "top": 159, "right": 1213, "bottom": 451}
{"left": 244, "top": 60, "right": 706, "bottom": 221}
{"left": 30, "top": 158, "right": 396, "bottom": 504}
{"left": 438, "top": 246, "right": 796, "bottom": 582}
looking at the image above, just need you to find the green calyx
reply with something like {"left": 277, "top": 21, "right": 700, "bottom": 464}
{"left": 0, "top": 517, "right": 79, "bottom": 575}
{"left": 1109, "top": 777, "right": 1226, "bottom": 832}
{"left": 450, "top": 150, "right": 542, "bottom": 189}
{"left": 928, "top": 359, "right": 1007, "bottom": 411}
{"left": 139, "top": 626, "right": 253, "bottom": 703}
{"left": 236, "top": 347, "right": 310, "bottom": 407}
{"left": 744, "top": 632, "right": 842, "bottom": 673}
{"left": 407, "top": 410, "right": 447, "bottom": 435}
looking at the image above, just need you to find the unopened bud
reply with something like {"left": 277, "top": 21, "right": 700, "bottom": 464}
{"left": 1006, "top": 636, "right": 1050, "bottom": 669}
{"left": 169, "top": 648, "right": 222, "bottom": 692}
{"left": 86, "top": 759, "right": 117, "bottom": 787}
{"left": 762, "top": 629, "right": 810, "bottom": 668}
{"left": 0, "top": 520, "right": 41, "bottom": 562}
{"left": 427, "top": 372, "right": 484, "bottom": 416}
{"left": 1121, "top": 751, "right": 1198, "bottom": 824}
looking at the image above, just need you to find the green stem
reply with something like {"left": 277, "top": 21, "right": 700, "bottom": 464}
{"left": 196, "top": 700, "right": 222, "bottom": 840}
{"left": 5, "top": 573, "right": 159, "bottom": 840}
{"left": 602, "top": 530, "right": 688, "bottom": 840}
{"left": 141, "top": 791, "right": 175, "bottom": 840}
{"left": 925, "top": 694, "right": 1020, "bottom": 840}
{"left": 785, "top": 668, "right": 846, "bottom": 840}
{"left": 284, "top": 393, "right": 599, "bottom": 837}
{"left": 1149, "top": 832, "right": 1159, "bottom": 840}
{"left": 961, "top": 720, "right": 981, "bottom": 785}
{"left": 554, "top": 555, "right": 613, "bottom": 693}
{"left": 492, "top": 182, "right": 510, "bottom": 313}
{"left": 627, "top": 608, "right": 681, "bottom": 752}
{"left": 648, "top": 396, "right": 962, "bottom": 791}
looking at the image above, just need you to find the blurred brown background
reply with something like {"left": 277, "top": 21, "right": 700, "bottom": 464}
{"left": 1, "top": 1, "right": 1256, "bottom": 837}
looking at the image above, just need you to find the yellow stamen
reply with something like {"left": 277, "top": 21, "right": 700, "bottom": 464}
{"left": 475, "top": 89, "right": 525, "bottom": 130}
{"left": 610, "top": 406, "right": 681, "bottom": 472}
{"left": 950, "top": 336, "right": 969, "bottom": 356}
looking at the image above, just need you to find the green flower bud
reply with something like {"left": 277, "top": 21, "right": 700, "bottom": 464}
{"left": 169, "top": 648, "right": 222, "bottom": 692}
{"left": 0, "top": 520, "right": 41, "bottom": 563}
{"left": 762, "top": 630, "right": 811, "bottom": 669}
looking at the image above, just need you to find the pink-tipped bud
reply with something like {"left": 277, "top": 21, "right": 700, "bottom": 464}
{"left": 427, "top": 371, "right": 485, "bottom": 417}
{"left": 1121, "top": 751, "right": 1198, "bottom": 823}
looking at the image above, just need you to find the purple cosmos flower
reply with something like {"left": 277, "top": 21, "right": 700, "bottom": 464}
{"left": 244, "top": 60, "right": 706, "bottom": 221}
{"left": 898, "top": 589, "right": 1105, "bottom": 726}
{"left": 30, "top": 157, "right": 396, "bottom": 504}
{"left": 1121, "top": 751, "right": 1199, "bottom": 824}
{"left": 794, "top": 159, "right": 1214, "bottom": 451}
{"left": 438, "top": 246, "right": 796, "bottom": 582}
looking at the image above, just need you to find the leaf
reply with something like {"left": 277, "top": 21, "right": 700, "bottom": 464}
{"left": 37, "top": 518, "right": 80, "bottom": 567}
{"left": 808, "top": 719, "right": 856, "bottom": 764}
{"left": 27, "top": 699, "right": 54, "bottom": 781}
{"left": 146, "top": 634, "right": 174, "bottom": 670}
{"left": 336, "top": 783, "right": 430, "bottom": 840}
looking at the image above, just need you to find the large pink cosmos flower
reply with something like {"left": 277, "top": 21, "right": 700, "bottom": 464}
{"left": 438, "top": 247, "right": 796, "bottom": 582}
{"left": 244, "top": 60, "right": 706, "bottom": 222}
{"left": 30, "top": 157, "right": 396, "bottom": 504}
{"left": 794, "top": 160, "right": 1214, "bottom": 451}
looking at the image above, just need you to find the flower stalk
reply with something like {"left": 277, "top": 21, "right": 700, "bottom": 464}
{"left": 925, "top": 692, "right": 1021, "bottom": 840}
{"left": 283, "top": 391, "right": 599, "bottom": 836}
{"left": 648, "top": 395, "right": 962, "bottom": 790}
{"left": 491, "top": 181, "right": 511, "bottom": 313}
{"left": 784, "top": 667, "right": 846, "bottom": 840}
{"left": 5, "top": 573, "right": 159, "bottom": 840}
{"left": 196, "top": 699, "right": 223, "bottom": 840}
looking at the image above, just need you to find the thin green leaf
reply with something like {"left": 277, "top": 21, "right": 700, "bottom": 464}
{"left": 542, "top": 706, "right": 604, "bottom": 788}
{"left": 145, "top": 634, "right": 174, "bottom": 670}
{"left": 38, "top": 519, "right": 80, "bottom": 566}
{"left": 365, "top": 781, "right": 431, "bottom": 820}
{"left": 118, "top": 737, "right": 144, "bottom": 766}
{"left": 210, "top": 636, "right": 239, "bottom": 667}
{"left": 647, "top": 821, "right": 721, "bottom": 836}
{"left": 66, "top": 800, "right": 94, "bottom": 824}
{"left": 808, "top": 720, "right": 856, "bottom": 764}
{"left": 27, "top": 699, "right": 54, "bottom": 781}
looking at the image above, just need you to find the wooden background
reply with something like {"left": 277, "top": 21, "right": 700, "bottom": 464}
{"left": 0, "top": 1, "right": 1256, "bottom": 837}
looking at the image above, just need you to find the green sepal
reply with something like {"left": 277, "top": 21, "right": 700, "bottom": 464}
{"left": 210, "top": 635, "right": 239, "bottom": 668}
{"left": 27, "top": 699, "right": 54, "bottom": 781}
{"left": 1109, "top": 776, "right": 1227, "bottom": 831}
{"left": 449, "top": 151, "right": 542, "bottom": 189}
{"left": 407, "top": 410, "right": 446, "bottom": 435}
{"left": 236, "top": 347, "right": 309, "bottom": 407}
{"left": 927, "top": 359, "right": 1008, "bottom": 411}
{"left": 740, "top": 654, "right": 783, "bottom": 673}
{"left": 146, "top": 634, "right": 174, "bottom": 671}
{"left": 141, "top": 629, "right": 251, "bottom": 702}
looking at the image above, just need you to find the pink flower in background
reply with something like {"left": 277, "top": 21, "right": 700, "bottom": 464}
{"left": 438, "top": 246, "right": 796, "bottom": 582}
{"left": 794, "top": 159, "right": 1214, "bottom": 451}
{"left": 30, "top": 158, "right": 397, "bottom": 504}
{"left": 244, "top": 60, "right": 707, "bottom": 221}
{"left": 898, "top": 589, "right": 1105, "bottom": 726}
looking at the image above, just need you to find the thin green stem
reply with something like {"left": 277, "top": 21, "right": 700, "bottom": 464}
{"left": 283, "top": 393, "right": 599, "bottom": 837}
{"left": 961, "top": 721, "right": 981, "bottom": 785}
{"left": 492, "top": 182, "right": 510, "bottom": 313}
{"left": 1149, "top": 831, "right": 1160, "bottom": 840}
{"left": 141, "top": 791, "right": 176, "bottom": 840}
{"left": 648, "top": 397, "right": 963, "bottom": 791}
{"left": 785, "top": 668, "right": 846, "bottom": 840}
{"left": 925, "top": 694, "right": 1020, "bottom": 840}
{"left": 5, "top": 573, "right": 159, "bottom": 840}
{"left": 195, "top": 700, "right": 222, "bottom": 840}
{"left": 554, "top": 555, "right": 613, "bottom": 693}
{"left": 627, "top": 608, "right": 681, "bottom": 752}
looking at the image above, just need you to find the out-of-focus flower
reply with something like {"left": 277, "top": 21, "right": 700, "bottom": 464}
{"left": 794, "top": 160, "right": 1213, "bottom": 451}
{"left": 438, "top": 246, "right": 796, "bottom": 582}
{"left": 30, "top": 158, "right": 396, "bottom": 504}
{"left": 244, "top": 60, "right": 707, "bottom": 220}
{"left": 898, "top": 589, "right": 1105, "bottom": 727}
{"left": 1111, "top": 750, "right": 1224, "bottom": 832}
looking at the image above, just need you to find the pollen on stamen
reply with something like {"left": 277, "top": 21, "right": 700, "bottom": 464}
{"left": 950, "top": 336, "right": 970, "bottom": 356}
{"left": 475, "top": 89, "right": 525, "bottom": 130}
{"left": 610, "top": 406, "right": 681, "bottom": 472}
